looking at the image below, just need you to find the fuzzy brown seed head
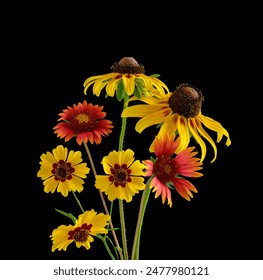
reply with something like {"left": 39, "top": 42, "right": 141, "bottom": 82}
{"left": 111, "top": 57, "right": 145, "bottom": 74}
{"left": 118, "top": 57, "right": 139, "bottom": 67}
{"left": 168, "top": 83, "right": 204, "bottom": 118}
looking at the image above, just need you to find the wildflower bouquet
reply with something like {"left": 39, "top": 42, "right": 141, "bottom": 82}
{"left": 37, "top": 57, "right": 231, "bottom": 260}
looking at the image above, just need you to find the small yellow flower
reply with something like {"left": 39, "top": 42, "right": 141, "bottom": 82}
{"left": 50, "top": 209, "right": 111, "bottom": 252}
{"left": 37, "top": 145, "right": 90, "bottom": 196}
{"left": 83, "top": 57, "right": 169, "bottom": 99}
{"left": 95, "top": 149, "right": 146, "bottom": 202}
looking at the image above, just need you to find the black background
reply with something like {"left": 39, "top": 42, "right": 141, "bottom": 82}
{"left": 3, "top": 4, "right": 262, "bottom": 261}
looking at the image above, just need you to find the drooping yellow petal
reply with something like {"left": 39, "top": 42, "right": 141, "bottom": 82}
{"left": 139, "top": 74, "right": 169, "bottom": 95}
{"left": 84, "top": 73, "right": 116, "bottom": 96}
{"left": 176, "top": 115, "right": 191, "bottom": 152}
{"left": 122, "top": 104, "right": 157, "bottom": 118}
{"left": 135, "top": 110, "right": 166, "bottom": 133}
{"left": 83, "top": 76, "right": 99, "bottom": 94}
{"left": 192, "top": 117, "right": 218, "bottom": 163}
{"left": 122, "top": 74, "right": 136, "bottom": 95}
{"left": 198, "top": 114, "right": 231, "bottom": 146}
{"left": 188, "top": 118, "right": 208, "bottom": 163}
{"left": 93, "top": 78, "right": 109, "bottom": 96}
{"left": 83, "top": 74, "right": 105, "bottom": 88}
{"left": 106, "top": 78, "right": 120, "bottom": 97}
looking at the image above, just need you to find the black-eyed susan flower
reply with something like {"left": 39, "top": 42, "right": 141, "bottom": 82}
{"left": 53, "top": 100, "right": 113, "bottom": 145}
{"left": 37, "top": 145, "right": 90, "bottom": 197}
{"left": 50, "top": 209, "right": 111, "bottom": 252}
{"left": 95, "top": 149, "right": 146, "bottom": 202}
{"left": 83, "top": 57, "right": 169, "bottom": 100}
{"left": 143, "top": 135, "right": 203, "bottom": 207}
{"left": 122, "top": 83, "right": 231, "bottom": 163}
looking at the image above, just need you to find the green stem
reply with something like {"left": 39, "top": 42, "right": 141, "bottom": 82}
{"left": 118, "top": 102, "right": 128, "bottom": 151}
{"left": 118, "top": 101, "right": 129, "bottom": 260}
{"left": 119, "top": 199, "right": 128, "bottom": 259}
{"left": 72, "top": 191, "right": 85, "bottom": 213}
{"left": 131, "top": 176, "right": 153, "bottom": 260}
{"left": 99, "top": 236, "right": 116, "bottom": 260}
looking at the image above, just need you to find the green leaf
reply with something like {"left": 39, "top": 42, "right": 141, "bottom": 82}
{"left": 116, "top": 82, "right": 125, "bottom": 101}
{"left": 135, "top": 79, "right": 145, "bottom": 97}
{"left": 133, "top": 87, "right": 141, "bottom": 98}
{"left": 150, "top": 156, "right": 156, "bottom": 162}
{"left": 107, "top": 227, "right": 120, "bottom": 231}
{"left": 55, "top": 208, "right": 77, "bottom": 224}
{"left": 150, "top": 74, "right": 160, "bottom": 78}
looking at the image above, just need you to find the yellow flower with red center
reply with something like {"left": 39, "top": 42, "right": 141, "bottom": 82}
{"left": 83, "top": 57, "right": 169, "bottom": 99}
{"left": 122, "top": 83, "right": 231, "bottom": 163}
{"left": 37, "top": 145, "right": 90, "bottom": 197}
{"left": 50, "top": 209, "right": 111, "bottom": 251}
{"left": 95, "top": 149, "right": 146, "bottom": 202}
{"left": 53, "top": 100, "right": 113, "bottom": 145}
{"left": 144, "top": 135, "right": 203, "bottom": 207}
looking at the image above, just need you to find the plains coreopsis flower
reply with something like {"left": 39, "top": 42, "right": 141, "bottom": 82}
{"left": 37, "top": 145, "right": 90, "bottom": 197}
{"left": 122, "top": 83, "right": 231, "bottom": 163}
{"left": 83, "top": 57, "right": 169, "bottom": 99}
{"left": 143, "top": 135, "right": 203, "bottom": 207}
{"left": 95, "top": 149, "right": 146, "bottom": 202}
{"left": 50, "top": 209, "right": 111, "bottom": 252}
{"left": 53, "top": 100, "right": 113, "bottom": 145}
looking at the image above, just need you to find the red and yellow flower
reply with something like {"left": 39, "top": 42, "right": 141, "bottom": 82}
{"left": 144, "top": 135, "right": 203, "bottom": 207}
{"left": 53, "top": 100, "right": 113, "bottom": 145}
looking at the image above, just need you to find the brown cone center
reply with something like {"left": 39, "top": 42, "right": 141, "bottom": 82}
{"left": 168, "top": 83, "right": 203, "bottom": 118}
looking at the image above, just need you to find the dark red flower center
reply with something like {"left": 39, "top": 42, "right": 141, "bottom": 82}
{"left": 68, "top": 223, "right": 92, "bottom": 243}
{"left": 154, "top": 156, "right": 177, "bottom": 184}
{"left": 109, "top": 164, "right": 132, "bottom": 188}
{"left": 168, "top": 83, "right": 204, "bottom": 118}
{"left": 69, "top": 113, "right": 97, "bottom": 133}
{"left": 52, "top": 160, "right": 75, "bottom": 182}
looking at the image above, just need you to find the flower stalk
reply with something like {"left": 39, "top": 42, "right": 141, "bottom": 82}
{"left": 131, "top": 176, "right": 153, "bottom": 260}
{"left": 118, "top": 100, "right": 129, "bottom": 260}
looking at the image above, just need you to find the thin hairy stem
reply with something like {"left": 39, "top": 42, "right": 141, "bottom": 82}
{"left": 117, "top": 101, "right": 129, "bottom": 259}
{"left": 83, "top": 142, "right": 124, "bottom": 260}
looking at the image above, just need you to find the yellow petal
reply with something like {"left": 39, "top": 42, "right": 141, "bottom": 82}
{"left": 135, "top": 110, "right": 166, "bottom": 133}
{"left": 122, "top": 74, "right": 136, "bottom": 95}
